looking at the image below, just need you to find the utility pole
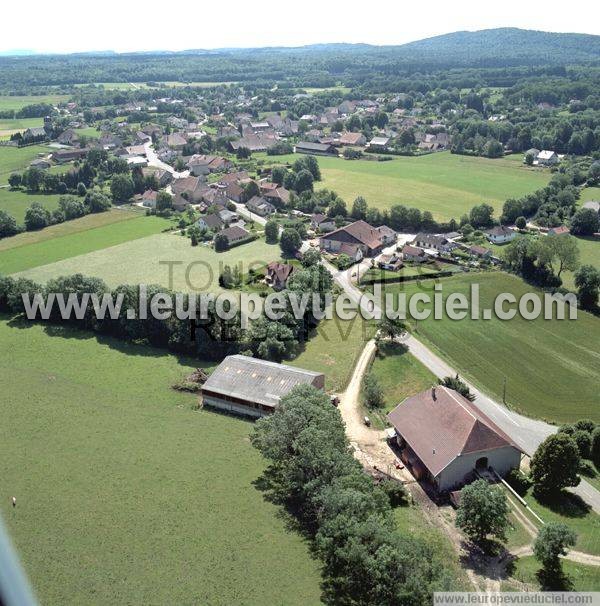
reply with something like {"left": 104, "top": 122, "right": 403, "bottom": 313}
{"left": 502, "top": 376, "right": 507, "bottom": 404}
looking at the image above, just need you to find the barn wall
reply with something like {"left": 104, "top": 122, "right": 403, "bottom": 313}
{"left": 201, "top": 394, "right": 269, "bottom": 419}
{"left": 437, "top": 446, "right": 521, "bottom": 491}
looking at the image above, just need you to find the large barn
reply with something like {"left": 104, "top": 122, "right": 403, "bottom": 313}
{"left": 387, "top": 386, "right": 522, "bottom": 492}
{"left": 201, "top": 355, "right": 325, "bottom": 418}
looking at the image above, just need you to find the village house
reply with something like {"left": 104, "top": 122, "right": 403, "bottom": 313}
{"left": 310, "top": 213, "right": 335, "bottom": 233}
{"left": 367, "top": 136, "right": 390, "bottom": 151}
{"left": 138, "top": 189, "right": 157, "bottom": 209}
{"left": 412, "top": 233, "right": 453, "bottom": 253}
{"left": 57, "top": 129, "right": 80, "bottom": 146}
{"left": 142, "top": 167, "right": 173, "bottom": 188}
{"left": 548, "top": 225, "right": 570, "bottom": 236}
{"left": 171, "top": 176, "right": 207, "bottom": 203}
{"left": 338, "top": 132, "right": 366, "bottom": 147}
{"left": 469, "top": 245, "right": 492, "bottom": 259}
{"left": 535, "top": 150, "right": 559, "bottom": 166}
{"left": 320, "top": 220, "right": 387, "bottom": 258}
{"left": 51, "top": 148, "right": 88, "bottom": 163}
{"left": 401, "top": 244, "right": 427, "bottom": 263}
{"left": 164, "top": 133, "right": 187, "bottom": 150}
{"left": 247, "top": 195, "right": 276, "bottom": 216}
{"left": 485, "top": 225, "right": 516, "bottom": 244}
{"left": 29, "top": 158, "right": 51, "bottom": 169}
{"left": 262, "top": 186, "right": 290, "bottom": 208}
{"left": 387, "top": 386, "right": 523, "bottom": 493}
{"left": 22, "top": 127, "right": 47, "bottom": 142}
{"left": 197, "top": 213, "right": 224, "bottom": 232}
{"left": 295, "top": 141, "right": 337, "bottom": 156}
{"left": 377, "top": 225, "right": 397, "bottom": 246}
{"left": 220, "top": 225, "right": 251, "bottom": 245}
{"left": 187, "top": 154, "right": 232, "bottom": 176}
{"left": 201, "top": 355, "right": 325, "bottom": 418}
{"left": 265, "top": 261, "right": 295, "bottom": 290}
{"left": 378, "top": 253, "right": 403, "bottom": 271}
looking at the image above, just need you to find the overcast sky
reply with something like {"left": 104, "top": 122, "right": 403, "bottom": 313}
{"left": 3, "top": 0, "right": 599, "bottom": 54}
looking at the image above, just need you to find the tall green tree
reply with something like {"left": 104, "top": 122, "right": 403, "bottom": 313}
{"left": 456, "top": 479, "right": 509, "bottom": 545}
{"left": 530, "top": 433, "right": 581, "bottom": 497}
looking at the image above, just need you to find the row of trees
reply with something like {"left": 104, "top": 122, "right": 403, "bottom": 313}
{"left": 502, "top": 234, "right": 599, "bottom": 308}
{"left": 251, "top": 384, "right": 452, "bottom": 604}
{"left": 0, "top": 191, "right": 111, "bottom": 239}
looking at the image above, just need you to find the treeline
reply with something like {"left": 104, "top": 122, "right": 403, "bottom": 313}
{"left": 0, "top": 191, "right": 111, "bottom": 238}
{"left": 501, "top": 159, "right": 599, "bottom": 227}
{"left": 0, "top": 254, "right": 333, "bottom": 363}
{"left": 251, "top": 384, "right": 454, "bottom": 605}
{"left": 0, "top": 102, "right": 55, "bottom": 120}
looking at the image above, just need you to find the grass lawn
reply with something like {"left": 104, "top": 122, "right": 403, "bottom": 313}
{"left": 562, "top": 235, "right": 600, "bottom": 290}
{"left": 0, "top": 317, "right": 322, "bottom": 605}
{"left": 369, "top": 341, "right": 436, "bottom": 419}
{"left": 580, "top": 186, "right": 600, "bottom": 203}
{"left": 263, "top": 151, "right": 550, "bottom": 221}
{"left": 16, "top": 233, "right": 282, "bottom": 293}
{"left": 0, "top": 188, "right": 61, "bottom": 223}
{"left": 0, "top": 145, "right": 51, "bottom": 183}
{"left": 505, "top": 511, "right": 533, "bottom": 551}
{"left": 380, "top": 272, "right": 600, "bottom": 424}
{"left": 290, "top": 313, "right": 376, "bottom": 393}
{"left": 523, "top": 490, "right": 600, "bottom": 556}
{"left": 74, "top": 126, "right": 101, "bottom": 138}
{"left": 0, "top": 94, "right": 68, "bottom": 112}
{"left": 0, "top": 117, "right": 43, "bottom": 137}
{"left": 1, "top": 213, "right": 171, "bottom": 274}
{"left": 503, "top": 556, "right": 600, "bottom": 591}
{"left": 394, "top": 504, "right": 472, "bottom": 590}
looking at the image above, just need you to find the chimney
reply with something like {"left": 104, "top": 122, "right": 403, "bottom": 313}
{"left": 431, "top": 385, "right": 437, "bottom": 400}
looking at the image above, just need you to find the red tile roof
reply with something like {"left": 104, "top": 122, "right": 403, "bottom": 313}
{"left": 387, "top": 386, "right": 522, "bottom": 477}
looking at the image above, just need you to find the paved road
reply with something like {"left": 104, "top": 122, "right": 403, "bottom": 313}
{"left": 322, "top": 257, "right": 600, "bottom": 513}
{"left": 143, "top": 142, "right": 189, "bottom": 179}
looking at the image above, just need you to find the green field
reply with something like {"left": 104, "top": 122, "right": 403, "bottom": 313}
{"left": 580, "top": 186, "right": 600, "bottom": 203}
{"left": 0, "top": 117, "right": 43, "bottom": 136}
{"left": 266, "top": 151, "right": 550, "bottom": 221}
{"left": 0, "top": 188, "right": 61, "bottom": 223}
{"left": 74, "top": 126, "right": 101, "bottom": 138}
{"left": 0, "top": 145, "right": 51, "bottom": 183}
{"left": 0, "top": 214, "right": 171, "bottom": 274}
{"left": 0, "top": 318, "right": 322, "bottom": 605}
{"left": 290, "top": 314, "right": 376, "bottom": 392}
{"left": 370, "top": 342, "right": 436, "bottom": 412}
{"left": 380, "top": 272, "right": 600, "bottom": 424}
{"left": 504, "top": 556, "right": 600, "bottom": 591}
{"left": 0, "top": 94, "right": 68, "bottom": 112}
{"left": 562, "top": 235, "right": 600, "bottom": 290}
{"left": 16, "top": 233, "right": 282, "bottom": 293}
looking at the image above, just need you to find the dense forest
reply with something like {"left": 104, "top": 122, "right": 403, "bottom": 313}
{"left": 0, "top": 28, "right": 598, "bottom": 91}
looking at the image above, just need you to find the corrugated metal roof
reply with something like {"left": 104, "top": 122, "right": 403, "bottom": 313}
{"left": 202, "top": 355, "right": 324, "bottom": 409}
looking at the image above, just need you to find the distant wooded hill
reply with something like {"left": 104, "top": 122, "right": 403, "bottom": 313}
{"left": 0, "top": 28, "right": 598, "bottom": 88}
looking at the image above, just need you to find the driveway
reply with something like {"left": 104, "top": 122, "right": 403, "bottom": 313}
{"left": 321, "top": 257, "right": 600, "bottom": 513}
{"left": 143, "top": 142, "right": 189, "bottom": 179}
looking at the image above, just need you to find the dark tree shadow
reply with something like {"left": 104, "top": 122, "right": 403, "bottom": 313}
{"left": 536, "top": 566, "right": 574, "bottom": 591}
{"left": 535, "top": 489, "right": 591, "bottom": 519}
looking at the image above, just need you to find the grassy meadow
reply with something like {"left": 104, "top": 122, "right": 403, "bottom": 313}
{"left": 0, "top": 145, "right": 51, "bottom": 183}
{"left": 0, "top": 117, "right": 44, "bottom": 137}
{"left": 369, "top": 342, "right": 436, "bottom": 412}
{"left": 0, "top": 317, "right": 323, "bottom": 605}
{"left": 0, "top": 94, "right": 68, "bottom": 112}
{"left": 0, "top": 188, "right": 61, "bottom": 223}
{"left": 290, "top": 314, "right": 376, "bottom": 392}
{"left": 504, "top": 556, "right": 600, "bottom": 591}
{"left": 380, "top": 272, "right": 600, "bottom": 424}
{"left": 0, "top": 213, "right": 172, "bottom": 274}
{"left": 265, "top": 151, "right": 550, "bottom": 221}
{"left": 15, "top": 233, "right": 282, "bottom": 293}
